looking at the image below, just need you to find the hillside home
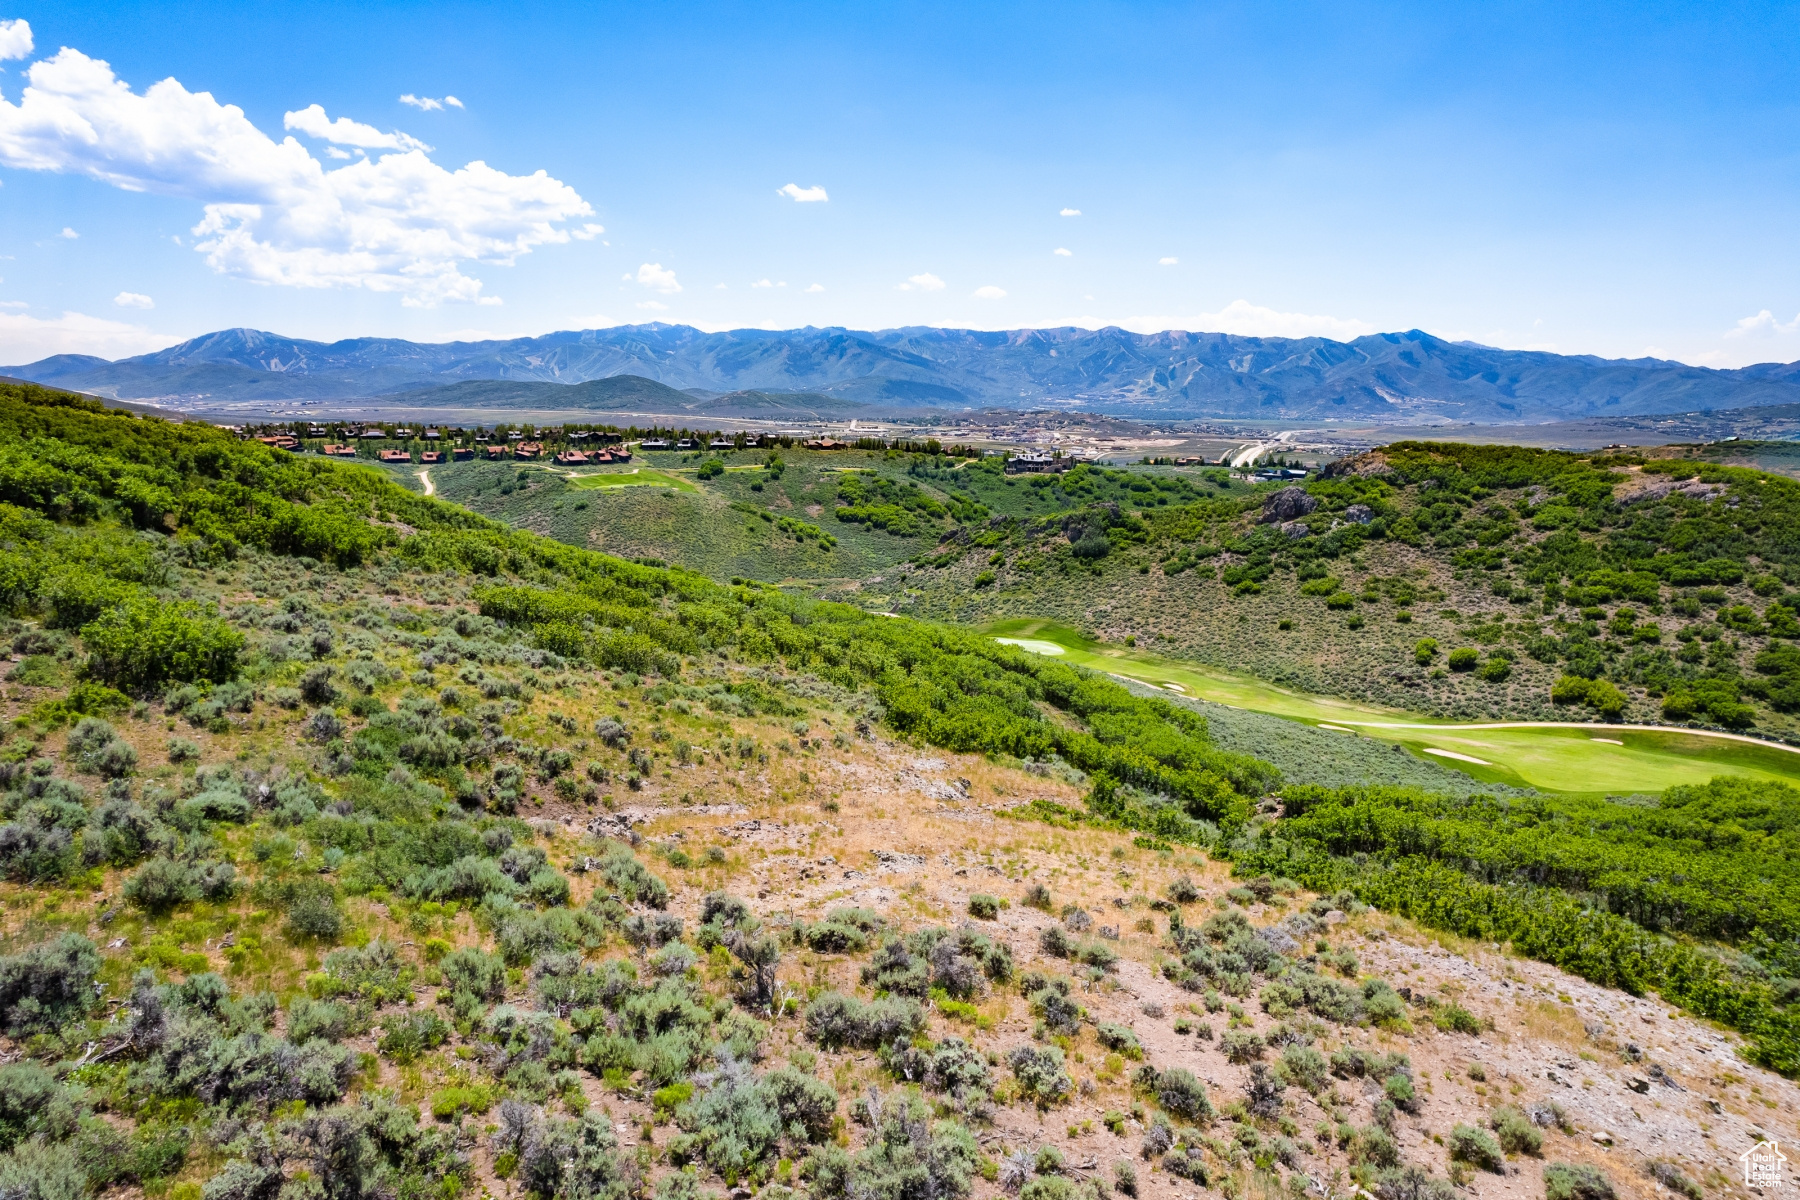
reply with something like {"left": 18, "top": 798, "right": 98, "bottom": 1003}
{"left": 452, "top": 447, "right": 474, "bottom": 461}
{"left": 378, "top": 449, "right": 412, "bottom": 464}
{"left": 514, "top": 442, "right": 544, "bottom": 459}
{"left": 1004, "top": 452, "right": 1069, "bottom": 474}
{"left": 554, "top": 450, "right": 588, "bottom": 465}
{"left": 420, "top": 451, "right": 445, "bottom": 464}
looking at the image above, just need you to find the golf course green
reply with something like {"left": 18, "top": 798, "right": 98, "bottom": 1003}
{"left": 984, "top": 617, "right": 1800, "bottom": 794}
{"left": 561, "top": 468, "right": 696, "bottom": 493}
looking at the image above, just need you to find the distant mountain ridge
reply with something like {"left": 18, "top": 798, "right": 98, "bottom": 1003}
{"left": 11, "top": 323, "right": 1800, "bottom": 423}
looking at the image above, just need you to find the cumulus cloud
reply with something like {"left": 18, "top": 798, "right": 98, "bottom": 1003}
{"left": 113, "top": 291, "right": 153, "bottom": 308}
{"left": 751, "top": 278, "right": 773, "bottom": 288}
{"left": 804, "top": 283, "right": 824, "bottom": 293}
{"left": 635, "top": 262, "right": 681, "bottom": 293}
{"left": 1159, "top": 256, "right": 1178, "bottom": 265}
{"left": 777, "top": 182, "right": 828, "bottom": 202}
{"left": 1053, "top": 247, "right": 1072, "bottom": 257}
{"left": 283, "top": 104, "right": 429, "bottom": 152}
{"left": 898, "top": 272, "right": 944, "bottom": 292}
{"left": 637, "top": 300, "right": 668, "bottom": 311}
{"left": 1726, "top": 310, "right": 1800, "bottom": 339}
{"left": 570, "top": 223, "right": 604, "bottom": 240}
{"left": 59, "top": 226, "right": 77, "bottom": 239}
{"left": 0, "top": 47, "right": 593, "bottom": 306}
{"left": 0, "top": 310, "right": 170, "bottom": 363}
{"left": 972, "top": 285, "right": 1006, "bottom": 299}
{"left": 0, "top": 19, "right": 30, "bottom": 61}
{"left": 400, "top": 94, "right": 462, "bottom": 111}
{"left": 1059, "top": 207, "right": 1080, "bottom": 216}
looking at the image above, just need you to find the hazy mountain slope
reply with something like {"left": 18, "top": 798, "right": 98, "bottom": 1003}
{"left": 11, "top": 322, "right": 1800, "bottom": 420}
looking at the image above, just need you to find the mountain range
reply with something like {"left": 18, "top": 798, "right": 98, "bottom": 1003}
{"left": 10, "top": 323, "right": 1800, "bottom": 423}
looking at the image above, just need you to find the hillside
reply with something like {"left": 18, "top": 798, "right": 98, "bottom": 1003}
{"left": 0, "top": 384, "right": 1793, "bottom": 1200}
{"left": 880, "top": 444, "right": 1800, "bottom": 741}
{"left": 409, "top": 445, "right": 1238, "bottom": 588}
{"left": 13, "top": 324, "right": 1800, "bottom": 422}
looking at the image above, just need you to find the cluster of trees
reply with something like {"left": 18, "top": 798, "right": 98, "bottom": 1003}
{"left": 834, "top": 473, "right": 985, "bottom": 537}
{"left": 1233, "top": 778, "right": 1800, "bottom": 1073}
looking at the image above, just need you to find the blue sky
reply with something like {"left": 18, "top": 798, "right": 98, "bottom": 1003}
{"left": 1, "top": 0, "right": 1798, "bottom": 367}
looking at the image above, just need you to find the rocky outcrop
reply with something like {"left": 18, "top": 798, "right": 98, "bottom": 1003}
{"left": 1259, "top": 486, "right": 1318, "bottom": 524}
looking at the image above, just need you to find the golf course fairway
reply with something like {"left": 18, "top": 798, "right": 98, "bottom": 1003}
{"left": 983, "top": 617, "right": 1800, "bottom": 794}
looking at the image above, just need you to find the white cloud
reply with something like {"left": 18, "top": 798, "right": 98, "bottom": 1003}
{"left": 804, "top": 283, "right": 824, "bottom": 293}
{"left": 898, "top": 272, "right": 945, "bottom": 292}
{"left": 715, "top": 282, "right": 727, "bottom": 290}
{"left": 1159, "top": 256, "right": 1178, "bottom": 265}
{"left": 972, "top": 285, "right": 1006, "bottom": 300}
{"left": 59, "top": 227, "right": 77, "bottom": 239}
{"left": 751, "top": 278, "right": 773, "bottom": 288}
{"left": 1725, "top": 309, "right": 1800, "bottom": 340}
{"left": 0, "top": 19, "right": 30, "bottom": 62}
{"left": 0, "top": 301, "right": 26, "bottom": 309}
{"left": 113, "top": 291, "right": 153, "bottom": 308}
{"left": 635, "top": 262, "right": 681, "bottom": 293}
{"left": 0, "top": 47, "right": 593, "bottom": 306}
{"left": 637, "top": 300, "right": 668, "bottom": 311}
{"left": 570, "top": 223, "right": 604, "bottom": 240}
{"left": 1060, "top": 207, "right": 1080, "bottom": 216}
{"left": 324, "top": 146, "right": 351, "bottom": 160}
{"left": 0, "top": 310, "right": 171, "bottom": 363}
{"left": 1053, "top": 247, "right": 1072, "bottom": 257}
{"left": 283, "top": 104, "right": 428, "bottom": 152}
{"left": 399, "top": 94, "right": 465, "bottom": 111}
{"left": 777, "top": 182, "right": 828, "bottom": 202}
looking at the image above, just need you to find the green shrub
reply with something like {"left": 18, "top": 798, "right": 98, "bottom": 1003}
{"left": 80, "top": 598, "right": 243, "bottom": 691}
{"left": 1449, "top": 1124, "right": 1504, "bottom": 1172}
{"left": 1447, "top": 648, "right": 1479, "bottom": 672}
{"left": 1154, "top": 1067, "right": 1211, "bottom": 1120}
{"left": 1644, "top": 1162, "right": 1701, "bottom": 1200}
{"left": 1007, "top": 1044, "right": 1072, "bottom": 1106}
{"left": 1490, "top": 1106, "right": 1542, "bottom": 1156}
{"left": 1277, "top": 1044, "right": 1329, "bottom": 1093}
{"left": 804, "top": 992, "right": 926, "bottom": 1050}
{"left": 596, "top": 844, "right": 669, "bottom": 908}
{"left": 378, "top": 1012, "right": 449, "bottom": 1064}
{"left": 1094, "top": 1024, "right": 1142, "bottom": 1060}
{"left": 967, "top": 894, "right": 999, "bottom": 919}
{"left": 1413, "top": 638, "right": 1438, "bottom": 664}
{"left": 439, "top": 947, "right": 507, "bottom": 1001}
{"left": 1543, "top": 1163, "right": 1616, "bottom": 1200}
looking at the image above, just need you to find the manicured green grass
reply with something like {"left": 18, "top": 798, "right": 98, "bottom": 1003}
{"left": 561, "top": 467, "right": 697, "bottom": 492}
{"left": 982, "top": 617, "right": 1800, "bottom": 793}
